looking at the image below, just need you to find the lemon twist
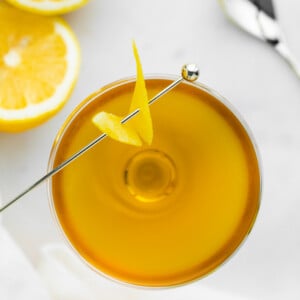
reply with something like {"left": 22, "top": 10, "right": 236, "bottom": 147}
{"left": 93, "top": 42, "right": 153, "bottom": 147}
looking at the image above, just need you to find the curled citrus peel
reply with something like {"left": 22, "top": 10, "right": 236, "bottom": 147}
{"left": 92, "top": 42, "right": 153, "bottom": 146}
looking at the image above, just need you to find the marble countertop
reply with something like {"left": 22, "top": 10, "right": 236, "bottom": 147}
{"left": 1, "top": 0, "right": 300, "bottom": 299}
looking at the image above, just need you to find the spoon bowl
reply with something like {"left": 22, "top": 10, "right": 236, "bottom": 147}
{"left": 219, "top": 0, "right": 300, "bottom": 78}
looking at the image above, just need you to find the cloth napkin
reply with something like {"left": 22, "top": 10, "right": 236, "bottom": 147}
{"left": 0, "top": 217, "right": 51, "bottom": 299}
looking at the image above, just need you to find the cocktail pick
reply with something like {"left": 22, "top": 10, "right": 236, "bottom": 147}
{"left": 0, "top": 64, "right": 199, "bottom": 213}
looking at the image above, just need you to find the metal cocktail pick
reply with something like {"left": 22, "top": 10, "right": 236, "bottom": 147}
{"left": 0, "top": 64, "right": 199, "bottom": 213}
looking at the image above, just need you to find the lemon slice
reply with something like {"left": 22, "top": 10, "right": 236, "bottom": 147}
{"left": 93, "top": 42, "right": 153, "bottom": 146}
{"left": 0, "top": 3, "right": 80, "bottom": 132}
{"left": 4, "top": 0, "right": 89, "bottom": 15}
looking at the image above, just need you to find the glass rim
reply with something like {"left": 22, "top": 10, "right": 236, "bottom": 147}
{"left": 47, "top": 74, "right": 263, "bottom": 289}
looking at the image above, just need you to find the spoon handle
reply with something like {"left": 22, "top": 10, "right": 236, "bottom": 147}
{"left": 275, "top": 41, "right": 300, "bottom": 79}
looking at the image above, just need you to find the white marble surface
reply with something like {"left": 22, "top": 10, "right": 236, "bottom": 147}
{"left": 1, "top": 0, "right": 300, "bottom": 299}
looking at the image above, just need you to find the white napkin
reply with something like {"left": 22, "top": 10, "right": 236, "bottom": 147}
{"left": 0, "top": 193, "right": 51, "bottom": 300}
{"left": 0, "top": 223, "right": 51, "bottom": 300}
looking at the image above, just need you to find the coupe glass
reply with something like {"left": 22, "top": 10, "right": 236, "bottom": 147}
{"left": 48, "top": 75, "right": 261, "bottom": 287}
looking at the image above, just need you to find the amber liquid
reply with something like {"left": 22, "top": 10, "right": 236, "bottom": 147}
{"left": 50, "top": 78, "right": 260, "bottom": 287}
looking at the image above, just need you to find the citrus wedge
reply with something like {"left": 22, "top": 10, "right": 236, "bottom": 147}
{"left": 4, "top": 0, "right": 89, "bottom": 15}
{"left": 93, "top": 42, "right": 153, "bottom": 146}
{"left": 0, "top": 3, "right": 80, "bottom": 132}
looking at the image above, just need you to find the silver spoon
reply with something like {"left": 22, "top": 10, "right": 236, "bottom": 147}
{"left": 219, "top": 0, "right": 300, "bottom": 78}
{"left": 0, "top": 64, "right": 199, "bottom": 213}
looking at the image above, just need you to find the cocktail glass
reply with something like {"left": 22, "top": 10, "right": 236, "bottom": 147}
{"left": 48, "top": 74, "right": 261, "bottom": 287}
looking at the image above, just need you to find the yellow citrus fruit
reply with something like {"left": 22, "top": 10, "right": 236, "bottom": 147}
{"left": 4, "top": 0, "right": 89, "bottom": 15}
{"left": 93, "top": 41, "right": 153, "bottom": 146}
{"left": 0, "top": 3, "right": 80, "bottom": 132}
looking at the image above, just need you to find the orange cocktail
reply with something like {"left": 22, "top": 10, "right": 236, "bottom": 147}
{"left": 48, "top": 76, "right": 261, "bottom": 287}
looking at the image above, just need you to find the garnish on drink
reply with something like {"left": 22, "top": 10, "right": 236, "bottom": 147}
{"left": 92, "top": 41, "right": 153, "bottom": 146}
{"left": 49, "top": 55, "right": 260, "bottom": 286}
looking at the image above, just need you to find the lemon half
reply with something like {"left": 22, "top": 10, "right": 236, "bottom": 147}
{"left": 0, "top": 3, "right": 80, "bottom": 132}
{"left": 5, "top": 0, "right": 89, "bottom": 15}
